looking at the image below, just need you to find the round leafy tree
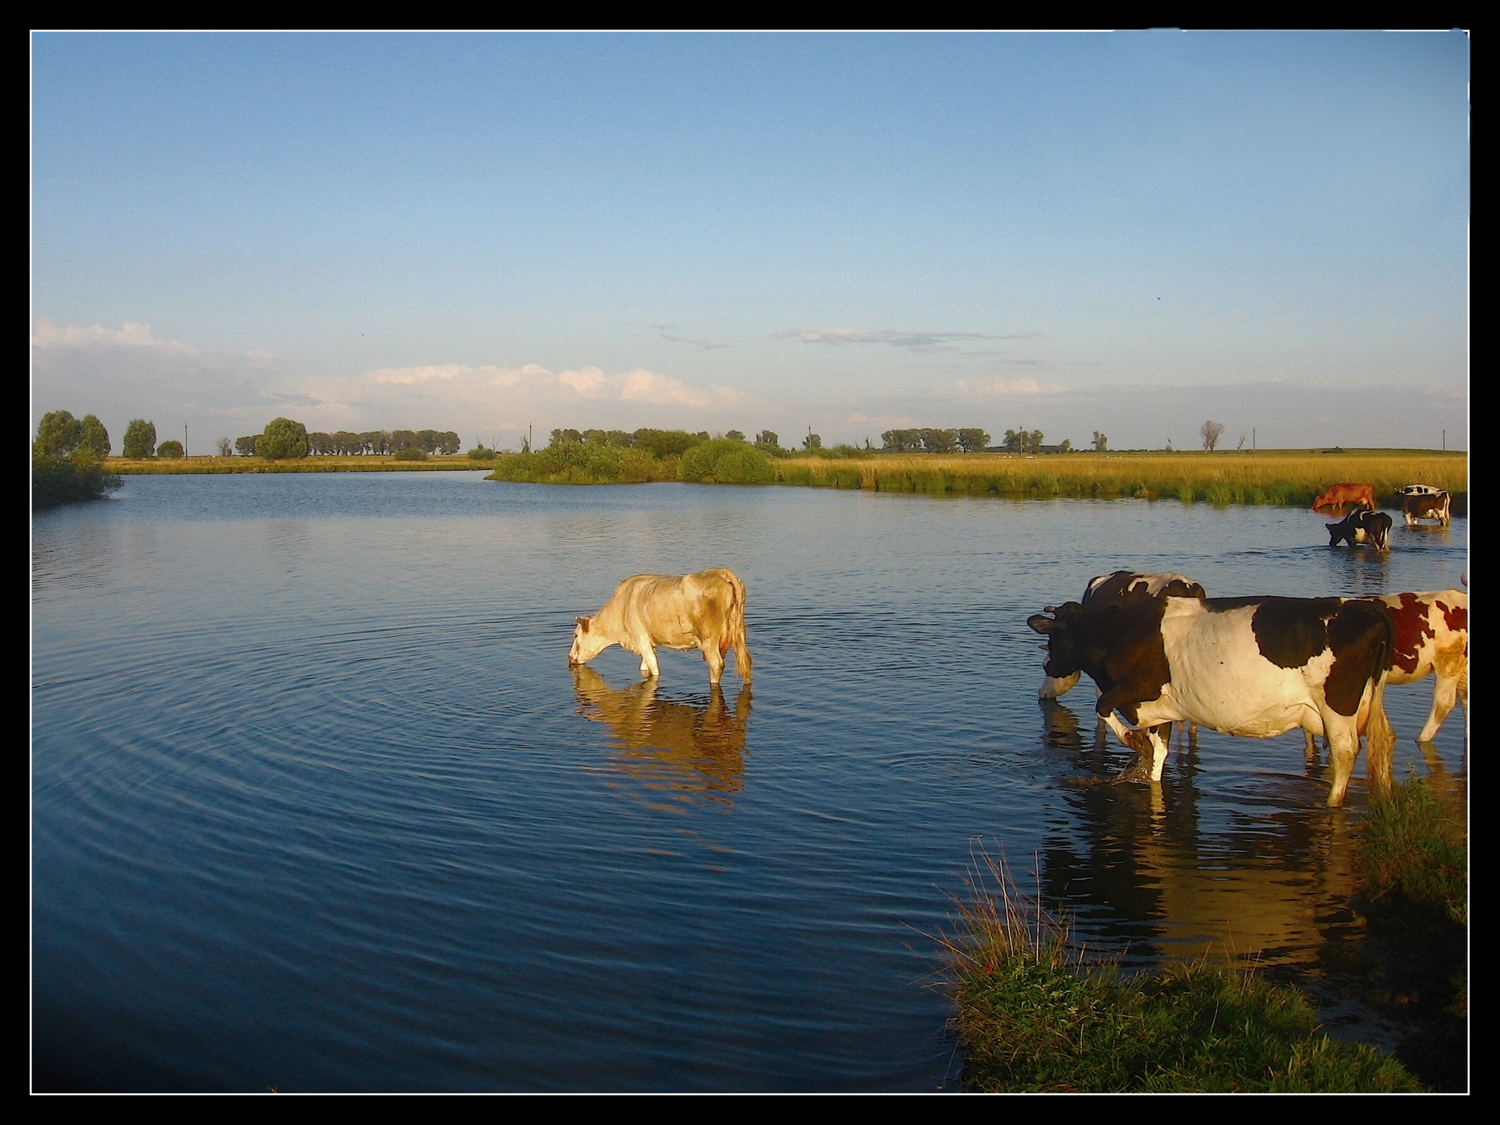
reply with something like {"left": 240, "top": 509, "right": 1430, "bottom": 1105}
{"left": 78, "top": 415, "right": 111, "bottom": 457}
{"left": 33, "top": 410, "right": 82, "bottom": 456}
{"left": 258, "top": 418, "right": 309, "bottom": 460}
{"left": 123, "top": 419, "right": 157, "bottom": 458}
{"left": 155, "top": 440, "right": 185, "bottom": 459}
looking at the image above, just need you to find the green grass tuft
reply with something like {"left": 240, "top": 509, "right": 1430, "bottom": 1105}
{"left": 1356, "top": 772, "right": 1467, "bottom": 925}
{"left": 943, "top": 850, "right": 1423, "bottom": 1092}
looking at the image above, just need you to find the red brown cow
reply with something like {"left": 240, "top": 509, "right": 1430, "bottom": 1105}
{"left": 1376, "top": 589, "right": 1467, "bottom": 742}
{"left": 1403, "top": 491, "right": 1452, "bottom": 527}
{"left": 1311, "top": 482, "right": 1375, "bottom": 514}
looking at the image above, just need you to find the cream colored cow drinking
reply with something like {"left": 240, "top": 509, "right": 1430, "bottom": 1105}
{"left": 569, "top": 568, "right": 752, "bottom": 686}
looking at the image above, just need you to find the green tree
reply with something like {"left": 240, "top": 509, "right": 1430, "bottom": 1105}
{"left": 631, "top": 429, "right": 701, "bottom": 457}
{"left": 802, "top": 430, "right": 822, "bottom": 451}
{"left": 259, "top": 417, "right": 309, "bottom": 460}
{"left": 922, "top": 428, "right": 958, "bottom": 453}
{"left": 956, "top": 427, "right": 991, "bottom": 453}
{"left": 235, "top": 435, "right": 259, "bottom": 456}
{"left": 1092, "top": 431, "right": 1108, "bottom": 452}
{"left": 33, "top": 410, "right": 82, "bottom": 456}
{"left": 156, "top": 439, "right": 185, "bottom": 459}
{"left": 78, "top": 413, "right": 113, "bottom": 456}
{"left": 725, "top": 429, "right": 746, "bottom": 442}
{"left": 755, "top": 430, "right": 779, "bottom": 449}
{"left": 123, "top": 419, "right": 157, "bottom": 458}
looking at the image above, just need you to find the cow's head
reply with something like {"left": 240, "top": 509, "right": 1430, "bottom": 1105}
{"left": 568, "top": 615, "right": 610, "bottom": 666}
{"left": 1027, "top": 601, "right": 1085, "bottom": 681}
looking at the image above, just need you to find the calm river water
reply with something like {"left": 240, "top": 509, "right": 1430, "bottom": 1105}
{"left": 32, "top": 472, "right": 1468, "bottom": 1091}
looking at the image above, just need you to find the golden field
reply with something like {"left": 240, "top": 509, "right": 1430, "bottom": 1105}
{"left": 771, "top": 450, "right": 1467, "bottom": 509}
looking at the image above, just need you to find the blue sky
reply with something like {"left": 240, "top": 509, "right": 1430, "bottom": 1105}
{"left": 31, "top": 32, "right": 1469, "bottom": 451}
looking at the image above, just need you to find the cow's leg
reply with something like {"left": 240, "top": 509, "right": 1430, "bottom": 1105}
{"left": 702, "top": 642, "right": 725, "bottom": 685}
{"left": 1324, "top": 713, "right": 1361, "bottom": 807}
{"left": 1145, "top": 725, "right": 1171, "bottom": 780}
{"left": 638, "top": 641, "right": 661, "bottom": 679}
{"left": 1101, "top": 711, "right": 1135, "bottom": 747}
{"left": 1418, "top": 652, "right": 1466, "bottom": 742}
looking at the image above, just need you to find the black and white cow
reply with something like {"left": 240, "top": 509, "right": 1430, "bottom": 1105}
{"left": 1327, "top": 508, "right": 1393, "bottom": 551}
{"left": 1028, "top": 595, "right": 1395, "bottom": 807}
{"left": 1038, "top": 571, "right": 1207, "bottom": 700}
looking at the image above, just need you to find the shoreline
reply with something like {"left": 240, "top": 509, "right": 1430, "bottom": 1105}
{"left": 104, "top": 455, "right": 487, "bottom": 473}
{"left": 104, "top": 450, "right": 1468, "bottom": 512}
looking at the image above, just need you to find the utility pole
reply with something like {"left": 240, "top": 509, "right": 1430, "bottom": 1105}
{"left": 1252, "top": 427, "right": 1256, "bottom": 453}
{"left": 1442, "top": 429, "right": 1446, "bottom": 451}
{"left": 184, "top": 423, "right": 188, "bottom": 458}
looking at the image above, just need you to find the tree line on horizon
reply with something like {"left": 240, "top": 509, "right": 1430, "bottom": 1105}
{"left": 234, "top": 427, "right": 462, "bottom": 457}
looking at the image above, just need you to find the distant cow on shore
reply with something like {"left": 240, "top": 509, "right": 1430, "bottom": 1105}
{"left": 1327, "top": 509, "right": 1393, "bottom": 551}
{"left": 1311, "top": 482, "right": 1375, "bottom": 514}
{"left": 569, "top": 568, "right": 751, "bottom": 685}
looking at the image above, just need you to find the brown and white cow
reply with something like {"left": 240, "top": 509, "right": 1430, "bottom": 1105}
{"left": 569, "top": 568, "right": 751, "bottom": 685}
{"left": 1028, "top": 595, "right": 1396, "bottom": 807}
{"left": 1038, "top": 571, "right": 1207, "bottom": 700}
{"left": 1375, "top": 589, "right": 1467, "bottom": 742}
{"left": 1312, "top": 482, "right": 1375, "bottom": 514}
{"left": 1402, "top": 491, "right": 1452, "bottom": 527}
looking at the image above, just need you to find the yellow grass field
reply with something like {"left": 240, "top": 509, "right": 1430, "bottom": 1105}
{"left": 772, "top": 450, "right": 1468, "bottom": 509}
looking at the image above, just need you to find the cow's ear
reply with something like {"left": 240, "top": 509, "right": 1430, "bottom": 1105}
{"left": 1028, "top": 614, "right": 1059, "bottom": 635}
{"left": 576, "top": 616, "right": 591, "bottom": 632}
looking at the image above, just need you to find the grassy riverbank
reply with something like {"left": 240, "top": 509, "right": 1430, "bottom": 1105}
{"left": 106, "top": 448, "right": 1468, "bottom": 512}
{"left": 105, "top": 455, "right": 485, "bottom": 473}
{"left": 776, "top": 449, "right": 1467, "bottom": 509}
{"left": 1348, "top": 771, "right": 1468, "bottom": 1089}
{"left": 945, "top": 852, "right": 1425, "bottom": 1092}
{"left": 486, "top": 447, "right": 1466, "bottom": 510}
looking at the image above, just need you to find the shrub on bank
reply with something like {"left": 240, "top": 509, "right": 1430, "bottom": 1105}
{"left": 678, "top": 439, "right": 774, "bottom": 484}
{"left": 393, "top": 446, "right": 428, "bottom": 461}
{"left": 32, "top": 454, "right": 122, "bottom": 509}
{"left": 945, "top": 852, "right": 1422, "bottom": 1092}
{"left": 485, "top": 442, "right": 678, "bottom": 484}
{"left": 1356, "top": 773, "right": 1467, "bottom": 925}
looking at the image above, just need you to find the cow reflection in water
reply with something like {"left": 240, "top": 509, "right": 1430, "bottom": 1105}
{"left": 1038, "top": 697, "right": 1359, "bottom": 965}
{"left": 572, "top": 666, "right": 750, "bottom": 801}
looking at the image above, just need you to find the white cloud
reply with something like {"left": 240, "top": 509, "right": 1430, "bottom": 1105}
{"left": 948, "top": 377, "right": 1063, "bottom": 397}
{"left": 777, "top": 327, "right": 1042, "bottom": 352}
{"left": 31, "top": 319, "right": 199, "bottom": 355}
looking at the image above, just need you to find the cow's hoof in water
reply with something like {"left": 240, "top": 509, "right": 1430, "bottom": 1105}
{"left": 1109, "top": 759, "right": 1155, "bottom": 785}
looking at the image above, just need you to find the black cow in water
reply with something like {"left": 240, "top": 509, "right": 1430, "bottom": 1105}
{"left": 1327, "top": 508, "right": 1393, "bottom": 551}
{"left": 1028, "top": 594, "right": 1396, "bottom": 807}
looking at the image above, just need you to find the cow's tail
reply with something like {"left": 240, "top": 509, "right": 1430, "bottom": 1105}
{"left": 725, "top": 572, "right": 752, "bottom": 683}
{"left": 1363, "top": 608, "right": 1397, "bottom": 795}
